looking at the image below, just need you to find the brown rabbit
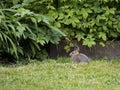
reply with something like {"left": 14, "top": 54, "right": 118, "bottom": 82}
{"left": 69, "top": 45, "right": 89, "bottom": 63}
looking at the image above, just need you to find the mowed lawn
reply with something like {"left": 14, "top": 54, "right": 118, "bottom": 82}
{"left": 0, "top": 58, "right": 120, "bottom": 90}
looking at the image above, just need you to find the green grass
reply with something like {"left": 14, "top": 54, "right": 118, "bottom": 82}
{"left": 0, "top": 58, "right": 120, "bottom": 90}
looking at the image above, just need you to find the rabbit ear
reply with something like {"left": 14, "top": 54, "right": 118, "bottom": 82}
{"left": 73, "top": 40, "right": 80, "bottom": 51}
{"left": 73, "top": 40, "right": 77, "bottom": 46}
{"left": 74, "top": 45, "right": 80, "bottom": 51}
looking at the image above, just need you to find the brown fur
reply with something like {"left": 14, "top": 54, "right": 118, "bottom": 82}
{"left": 69, "top": 45, "right": 89, "bottom": 63}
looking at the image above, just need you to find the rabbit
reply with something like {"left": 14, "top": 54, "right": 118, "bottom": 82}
{"left": 69, "top": 45, "right": 90, "bottom": 63}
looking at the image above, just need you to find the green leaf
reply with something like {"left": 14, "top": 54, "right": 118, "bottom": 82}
{"left": 43, "top": 16, "right": 50, "bottom": 25}
{"left": 67, "top": 10, "right": 74, "bottom": 18}
{"left": 99, "top": 42, "right": 105, "bottom": 47}
{"left": 1, "top": 32, "right": 18, "bottom": 59}
{"left": 83, "top": 35, "right": 96, "bottom": 47}
{"left": 96, "top": 15, "right": 107, "bottom": 23}
{"left": 47, "top": 5, "right": 55, "bottom": 10}
{"left": 16, "top": 25, "right": 25, "bottom": 38}
{"left": 12, "top": 0, "right": 20, "bottom": 5}
{"left": 75, "top": 32, "right": 85, "bottom": 41}
{"left": 98, "top": 32, "right": 107, "bottom": 41}
{"left": 15, "top": 8, "right": 33, "bottom": 17}
{"left": 72, "top": 22, "right": 76, "bottom": 28}
{"left": 64, "top": 45, "right": 69, "bottom": 51}
{"left": 17, "top": 46, "right": 23, "bottom": 55}
{"left": 36, "top": 34, "right": 46, "bottom": 45}
{"left": 108, "top": 21, "right": 112, "bottom": 27}
{"left": 64, "top": 19, "right": 72, "bottom": 25}
{"left": 88, "top": 20, "right": 95, "bottom": 27}
{"left": 80, "top": 8, "right": 88, "bottom": 19}
{"left": 58, "top": 13, "right": 64, "bottom": 20}
{"left": 48, "top": 25, "right": 66, "bottom": 37}
{"left": 54, "top": 22, "right": 61, "bottom": 28}
{"left": 23, "top": 0, "right": 35, "bottom": 4}
{"left": 102, "top": 26, "right": 108, "bottom": 31}
{"left": 30, "top": 17, "right": 38, "bottom": 30}
{"left": 31, "top": 17, "right": 37, "bottom": 23}
{"left": 79, "top": 8, "right": 92, "bottom": 19}
{"left": 110, "top": 31, "right": 118, "bottom": 38}
{"left": 117, "top": 22, "right": 120, "bottom": 32}
{"left": 71, "top": 17, "right": 80, "bottom": 27}
{"left": 32, "top": 41, "right": 40, "bottom": 50}
{"left": 8, "top": 24, "right": 16, "bottom": 33}
{"left": 37, "top": 39, "right": 45, "bottom": 46}
{"left": 29, "top": 42, "right": 36, "bottom": 57}
{"left": 34, "top": 14, "right": 43, "bottom": 23}
{"left": 104, "top": 7, "right": 116, "bottom": 16}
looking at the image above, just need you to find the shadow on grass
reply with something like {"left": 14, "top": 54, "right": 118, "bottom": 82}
{"left": 1, "top": 56, "right": 120, "bottom": 67}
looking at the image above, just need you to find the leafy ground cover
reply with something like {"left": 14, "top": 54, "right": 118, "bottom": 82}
{"left": 0, "top": 58, "right": 120, "bottom": 90}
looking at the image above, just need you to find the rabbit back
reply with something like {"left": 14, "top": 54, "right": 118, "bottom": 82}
{"left": 71, "top": 53, "right": 89, "bottom": 63}
{"left": 79, "top": 53, "right": 89, "bottom": 62}
{"left": 69, "top": 44, "right": 89, "bottom": 63}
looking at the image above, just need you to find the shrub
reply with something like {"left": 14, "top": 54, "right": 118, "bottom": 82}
{"left": 47, "top": 0, "right": 120, "bottom": 49}
{"left": 0, "top": 0, "right": 65, "bottom": 60}
{"left": 0, "top": 0, "right": 120, "bottom": 60}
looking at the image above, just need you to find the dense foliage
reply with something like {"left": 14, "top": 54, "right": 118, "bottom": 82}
{"left": 0, "top": 0, "right": 65, "bottom": 60}
{"left": 48, "top": 0, "right": 120, "bottom": 50}
{"left": 0, "top": 0, "right": 120, "bottom": 60}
